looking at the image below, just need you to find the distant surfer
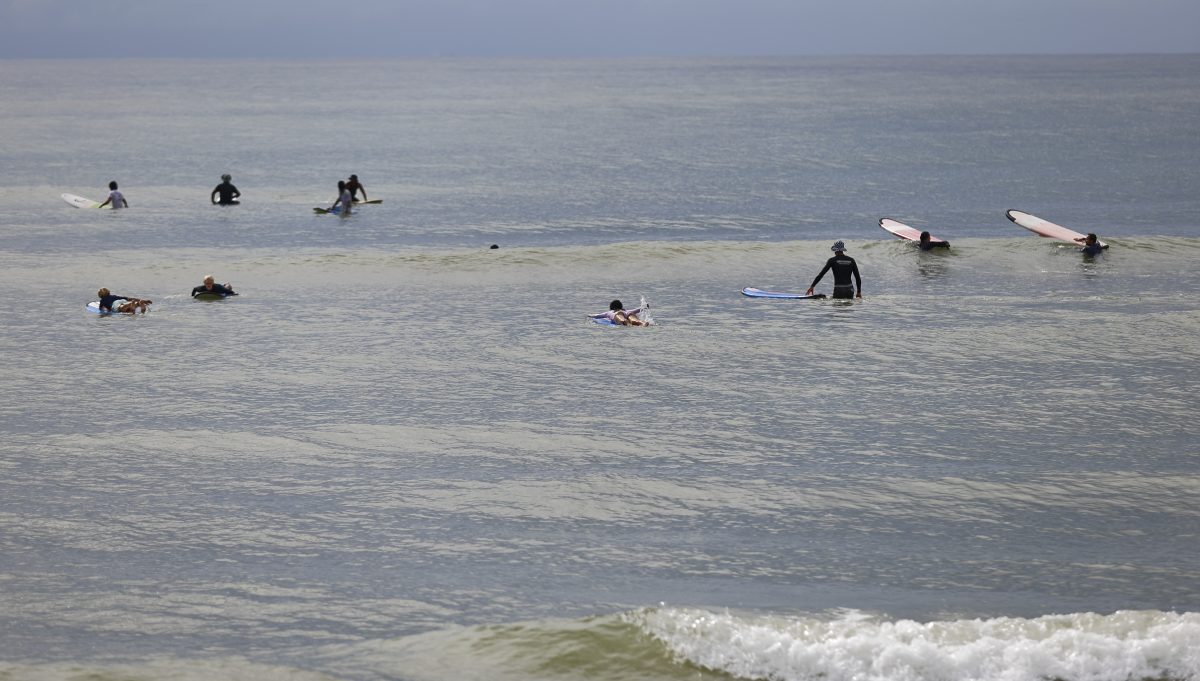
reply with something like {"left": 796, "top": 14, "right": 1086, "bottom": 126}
{"left": 191, "top": 275, "right": 236, "bottom": 298}
{"left": 589, "top": 299, "right": 649, "bottom": 326}
{"left": 97, "top": 181, "right": 127, "bottom": 209}
{"left": 346, "top": 174, "right": 368, "bottom": 202}
{"left": 96, "top": 287, "right": 151, "bottom": 313}
{"left": 328, "top": 180, "right": 353, "bottom": 215}
{"left": 1075, "top": 233, "right": 1104, "bottom": 256}
{"left": 211, "top": 174, "right": 241, "bottom": 205}
{"left": 806, "top": 241, "right": 862, "bottom": 299}
{"left": 918, "top": 231, "right": 949, "bottom": 251}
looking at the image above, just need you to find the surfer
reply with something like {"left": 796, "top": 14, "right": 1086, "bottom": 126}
{"left": 346, "top": 174, "right": 367, "bottom": 202}
{"left": 589, "top": 299, "right": 649, "bottom": 326}
{"left": 328, "top": 181, "right": 353, "bottom": 215}
{"left": 211, "top": 174, "right": 241, "bottom": 205}
{"left": 97, "top": 181, "right": 127, "bottom": 209}
{"left": 96, "top": 287, "right": 151, "bottom": 313}
{"left": 806, "top": 241, "right": 862, "bottom": 299}
{"left": 191, "top": 275, "right": 236, "bottom": 298}
{"left": 1075, "top": 233, "right": 1104, "bottom": 256}
{"left": 918, "top": 231, "right": 949, "bottom": 251}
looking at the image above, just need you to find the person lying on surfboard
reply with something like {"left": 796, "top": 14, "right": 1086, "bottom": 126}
{"left": 191, "top": 275, "right": 236, "bottom": 298}
{"left": 1075, "top": 233, "right": 1104, "bottom": 256}
{"left": 346, "top": 174, "right": 367, "bottom": 203}
{"left": 97, "top": 181, "right": 127, "bottom": 209}
{"left": 96, "top": 287, "right": 151, "bottom": 313}
{"left": 807, "top": 241, "right": 862, "bottom": 299}
{"left": 589, "top": 299, "right": 650, "bottom": 326}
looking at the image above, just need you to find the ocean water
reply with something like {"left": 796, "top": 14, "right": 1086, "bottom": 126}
{"left": 0, "top": 56, "right": 1198, "bottom": 681}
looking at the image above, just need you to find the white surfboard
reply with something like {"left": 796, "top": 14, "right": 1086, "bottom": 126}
{"left": 62, "top": 193, "right": 101, "bottom": 209}
{"left": 742, "top": 287, "right": 826, "bottom": 300}
{"left": 879, "top": 218, "right": 949, "bottom": 246}
{"left": 1007, "top": 210, "right": 1107, "bottom": 249}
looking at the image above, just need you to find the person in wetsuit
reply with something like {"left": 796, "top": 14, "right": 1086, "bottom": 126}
{"left": 211, "top": 174, "right": 241, "bottom": 205}
{"left": 918, "top": 231, "right": 949, "bottom": 251}
{"left": 346, "top": 174, "right": 367, "bottom": 202}
{"left": 191, "top": 275, "right": 236, "bottom": 298}
{"left": 806, "top": 241, "right": 862, "bottom": 299}
{"left": 1075, "top": 233, "right": 1104, "bottom": 256}
{"left": 96, "top": 287, "right": 151, "bottom": 313}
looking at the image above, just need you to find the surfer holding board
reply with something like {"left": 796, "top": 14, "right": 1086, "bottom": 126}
{"left": 806, "top": 241, "right": 862, "bottom": 299}
{"left": 97, "top": 181, "right": 127, "bottom": 209}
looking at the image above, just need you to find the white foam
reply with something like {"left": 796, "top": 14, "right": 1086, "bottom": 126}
{"left": 631, "top": 607, "right": 1200, "bottom": 681}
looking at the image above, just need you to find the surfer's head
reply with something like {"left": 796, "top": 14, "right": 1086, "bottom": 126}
{"left": 609, "top": 299, "right": 623, "bottom": 311}
{"left": 221, "top": 174, "right": 231, "bottom": 182}
{"left": 349, "top": 174, "right": 358, "bottom": 181}
{"left": 1085, "top": 233, "right": 1098, "bottom": 245}
{"left": 203, "top": 275, "right": 215, "bottom": 286}
{"left": 831, "top": 240, "right": 846, "bottom": 252}
{"left": 337, "top": 180, "right": 346, "bottom": 191}
{"left": 108, "top": 181, "right": 118, "bottom": 190}
{"left": 97, "top": 287, "right": 110, "bottom": 297}
{"left": 920, "top": 231, "right": 931, "bottom": 243}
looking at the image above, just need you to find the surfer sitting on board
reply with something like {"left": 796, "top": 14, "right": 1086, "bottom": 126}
{"left": 97, "top": 181, "right": 127, "bottom": 209}
{"left": 346, "top": 174, "right": 367, "bottom": 202}
{"left": 191, "top": 275, "right": 236, "bottom": 298}
{"left": 97, "top": 287, "right": 151, "bottom": 314}
{"left": 1075, "top": 233, "right": 1104, "bottom": 256}
{"left": 807, "top": 241, "right": 862, "bottom": 300}
{"left": 589, "top": 299, "right": 649, "bottom": 326}
{"left": 211, "top": 174, "right": 241, "bottom": 205}
{"left": 919, "top": 231, "right": 949, "bottom": 251}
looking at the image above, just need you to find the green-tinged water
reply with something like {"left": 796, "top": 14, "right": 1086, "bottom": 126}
{"left": 1, "top": 56, "right": 1198, "bottom": 680}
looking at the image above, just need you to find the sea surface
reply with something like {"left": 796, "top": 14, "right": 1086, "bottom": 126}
{"left": 1, "top": 55, "right": 1198, "bottom": 681}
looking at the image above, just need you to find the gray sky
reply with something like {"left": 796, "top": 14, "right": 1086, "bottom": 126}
{"left": 1, "top": 0, "right": 1198, "bottom": 58}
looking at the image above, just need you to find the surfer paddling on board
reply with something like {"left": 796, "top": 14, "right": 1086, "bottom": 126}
{"left": 589, "top": 299, "right": 650, "bottom": 326}
{"left": 191, "top": 275, "right": 236, "bottom": 298}
{"left": 96, "top": 288, "right": 151, "bottom": 314}
{"left": 806, "top": 241, "right": 862, "bottom": 299}
{"left": 328, "top": 181, "right": 353, "bottom": 216}
{"left": 211, "top": 174, "right": 241, "bottom": 205}
{"left": 97, "top": 181, "right": 127, "bottom": 209}
{"left": 1076, "top": 233, "right": 1104, "bottom": 256}
{"left": 346, "top": 174, "right": 367, "bottom": 203}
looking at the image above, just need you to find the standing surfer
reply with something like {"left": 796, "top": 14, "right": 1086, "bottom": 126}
{"left": 806, "top": 241, "right": 862, "bottom": 299}
{"left": 328, "top": 180, "right": 353, "bottom": 215}
{"left": 97, "top": 181, "right": 127, "bottom": 209}
{"left": 211, "top": 174, "right": 241, "bottom": 205}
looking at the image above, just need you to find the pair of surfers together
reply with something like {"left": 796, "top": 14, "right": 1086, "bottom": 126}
{"left": 94, "top": 276, "right": 236, "bottom": 314}
{"left": 326, "top": 175, "right": 369, "bottom": 215}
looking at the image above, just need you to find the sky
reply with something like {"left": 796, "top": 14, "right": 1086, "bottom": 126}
{"left": 1, "top": 0, "right": 1198, "bottom": 58}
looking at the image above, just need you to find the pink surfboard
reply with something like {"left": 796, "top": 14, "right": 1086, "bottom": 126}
{"left": 879, "top": 218, "right": 948, "bottom": 245}
{"left": 1007, "top": 210, "right": 1108, "bottom": 249}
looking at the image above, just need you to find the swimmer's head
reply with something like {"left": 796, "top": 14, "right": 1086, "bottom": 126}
{"left": 609, "top": 299, "right": 623, "bottom": 311}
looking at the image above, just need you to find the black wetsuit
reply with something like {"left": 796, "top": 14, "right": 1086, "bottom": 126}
{"left": 191, "top": 283, "right": 235, "bottom": 297}
{"left": 810, "top": 254, "right": 861, "bottom": 299}
{"left": 345, "top": 179, "right": 366, "bottom": 202}
{"left": 1081, "top": 242, "right": 1104, "bottom": 256}
{"left": 212, "top": 181, "right": 240, "bottom": 205}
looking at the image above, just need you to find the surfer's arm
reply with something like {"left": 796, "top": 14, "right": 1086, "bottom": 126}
{"left": 809, "top": 262, "right": 832, "bottom": 290}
